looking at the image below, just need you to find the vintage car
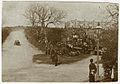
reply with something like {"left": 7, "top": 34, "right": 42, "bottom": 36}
{"left": 14, "top": 40, "right": 21, "bottom": 46}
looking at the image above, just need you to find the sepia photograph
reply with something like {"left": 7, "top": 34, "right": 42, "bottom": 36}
{"left": 2, "top": 1, "right": 118, "bottom": 82}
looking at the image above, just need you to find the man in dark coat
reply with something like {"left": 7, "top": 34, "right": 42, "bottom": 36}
{"left": 50, "top": 48, "right": 55, "bottom": 63}
{"left": 89, "top": 59, "right": 97, "bottom": 82}
{"left": 54, "top": 52, "right": 58, "bottom": 66}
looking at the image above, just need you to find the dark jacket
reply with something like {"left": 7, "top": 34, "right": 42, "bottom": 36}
{"left": 89, "top": 63, "right": 97, "bottom": 74}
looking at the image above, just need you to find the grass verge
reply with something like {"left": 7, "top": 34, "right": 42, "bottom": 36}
{"left": 33, "top": 54, "right": 92, "bottom": 64}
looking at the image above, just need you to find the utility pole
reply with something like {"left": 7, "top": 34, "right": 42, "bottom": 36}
{"left": 96, "top": 38, "right": 100, "bottom": 81}
{"left": 95, "top": 22, "right": 102, "bottom": 81}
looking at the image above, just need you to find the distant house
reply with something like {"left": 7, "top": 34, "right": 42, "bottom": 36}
{"left": 65, "top": 19, "right": 107, "bottom": 29}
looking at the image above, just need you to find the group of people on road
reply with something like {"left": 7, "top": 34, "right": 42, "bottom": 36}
{"left": 89, "top": 58, "right": 114, "bottom": 82}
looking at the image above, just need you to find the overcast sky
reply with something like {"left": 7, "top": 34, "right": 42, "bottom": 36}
{"left": 2, "top": 1, "right": 114, "bottom": 27}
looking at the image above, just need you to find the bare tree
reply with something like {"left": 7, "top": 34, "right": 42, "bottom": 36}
{"left": 106, "top": 3, "right": 119, "bottom": 25}
{"left": 24, "top": 4, "right": 38, "bottom": 26}
{"left": 24, "top": 3, "right": 66, "bottom": 28}
{"left": 24, "top": 3, "right": 66, "bottom": 55}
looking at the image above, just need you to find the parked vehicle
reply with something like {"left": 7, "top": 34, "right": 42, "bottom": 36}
{"left": 14, "top": 40, "right": 21, "bottom": 46}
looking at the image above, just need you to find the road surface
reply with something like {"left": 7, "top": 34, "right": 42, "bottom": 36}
{"left": 2, "top": 29, "right": 103, "bottom": 82}
{"left": 2, "top": 29, "right": 42, "bottom": 72}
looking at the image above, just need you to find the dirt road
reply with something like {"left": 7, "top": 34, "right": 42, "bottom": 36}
{"left": 2, "top": 29, "right": 103, "bottom": 82}
{"left": 2, "top": 29, "right": 42, "bottom": 72}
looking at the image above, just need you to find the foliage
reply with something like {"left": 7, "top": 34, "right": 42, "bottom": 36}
{"left": 46, "top": 28, "right": 65, "bottom": 46}
{"left": 2, "top": 27, "right": 11, "bottom": 43}
{"left": 101, "top": 29, "right": 118, "bottom": 68}
{"left": 25, "top": 27, "right": 96, "bottom": 54}
{"left": 101, "top": 3, "right": 118, "bottom": 68}
{"left": 25, "top": 27, "right": 65, "bottom": 50}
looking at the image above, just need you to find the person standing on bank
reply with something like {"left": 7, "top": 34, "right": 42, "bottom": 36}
{"left": 54, "top": 48, "right": 59, "bottom": 66}
{"left": 89, "top": 59, "right": 97, "bottom": 82}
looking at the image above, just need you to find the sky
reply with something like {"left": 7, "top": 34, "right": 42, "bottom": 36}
{"left": 2, "top": 1, "right": 114, "bottom": 27}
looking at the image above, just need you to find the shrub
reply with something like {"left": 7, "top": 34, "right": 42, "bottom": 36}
{"left": 2, "top": 27, "right": 11, "bottom": 43}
